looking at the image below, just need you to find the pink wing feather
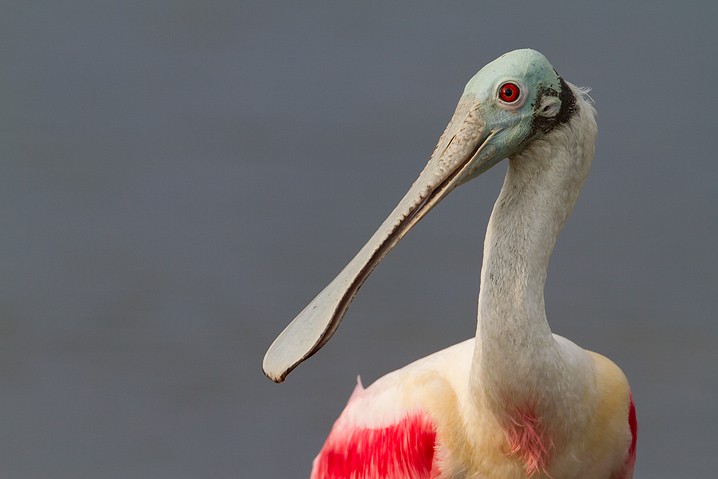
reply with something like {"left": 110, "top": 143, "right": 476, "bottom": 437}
{"left": 612, "top": 393, "right": 637, "bottom": 479}
{"left": 310, "top": 382, "right": 439, "bottom": 479}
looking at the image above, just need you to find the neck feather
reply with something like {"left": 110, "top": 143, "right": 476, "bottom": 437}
{"left": 470, "top": 88, "right": 597, "bottom": 433}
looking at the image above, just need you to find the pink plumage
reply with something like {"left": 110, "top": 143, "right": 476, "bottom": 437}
{"left": 628, "top": 395, "right": 638, "bottom": 461}
{"left": 312, "top": 395, "right": 638, "bottom": 479}
{"left": 311, "top": 411, "right": 437, "bottom": 479}
{"left": 623, "top": 395, "right": 638, "bottom": 478}
{"left": 505, "top": 407, "right": 552, "bottom": 477}
{"left": 610, "top": 394, "right": 637, "bottom": 479}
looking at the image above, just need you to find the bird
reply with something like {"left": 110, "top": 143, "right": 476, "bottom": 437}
{"left": 263, "top": 49, "right": 637, "bottom": 479}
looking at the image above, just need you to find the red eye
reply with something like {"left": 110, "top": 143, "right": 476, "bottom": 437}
{"left": 498, "top": 82, "right": 520, "bottom": 103}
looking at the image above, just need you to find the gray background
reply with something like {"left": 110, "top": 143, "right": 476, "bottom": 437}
{"left": 3, "top": 1, "right": 717, "bottom": 478}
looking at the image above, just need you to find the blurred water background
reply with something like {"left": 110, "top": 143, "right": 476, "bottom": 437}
{"left": 2, "top": 1, "right": 717, "bottom": 477}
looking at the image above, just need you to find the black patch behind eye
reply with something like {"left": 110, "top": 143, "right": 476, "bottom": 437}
{"left": 528, "top": 75, "right": 578, "bottom": 139}
{"left": 555, "top": 76, "right": 578, "bottom": 126}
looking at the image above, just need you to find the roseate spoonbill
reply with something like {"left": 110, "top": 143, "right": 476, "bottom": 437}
{"left": 263, "top": 49, "right": 637, "bottom": 479}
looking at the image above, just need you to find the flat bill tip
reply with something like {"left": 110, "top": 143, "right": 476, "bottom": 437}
{"left": 262, "top": 299, "right": 329, "bottom": 384}
{"left": 262, "top": 351, "right": 291, "bottom": 383}
{"left": 264, "top": 371, "right": 286, "bottom": 384}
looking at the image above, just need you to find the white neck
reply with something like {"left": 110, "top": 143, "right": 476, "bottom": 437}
{"left": 471, "top": 89, "right": 597, "bottom": 421}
